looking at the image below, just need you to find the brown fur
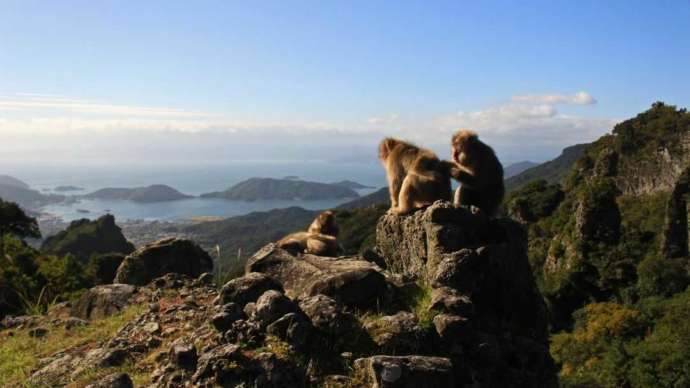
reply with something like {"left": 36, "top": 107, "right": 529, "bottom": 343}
{"left": 277, "top": 211, "right": 339, "bottom": 256}
{"left": 450, "top": 130, "right": 504, "bottom": 216}
{"left": 378, "top": 138, "right": 453, "bottom": 215}
{"left": 307, "top": 210, "right": 338, "bottom": 237}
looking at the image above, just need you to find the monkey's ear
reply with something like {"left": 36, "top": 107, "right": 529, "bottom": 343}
{"left": 379, "top": 138, "right": 393, "bottom": 160}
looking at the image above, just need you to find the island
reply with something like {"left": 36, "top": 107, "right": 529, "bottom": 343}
{"left": 54, "top": 185, "right": 85, "bottom": 192}
{"left": 200, "top": 177, "right": 360, "bottom": 201}
{"left": 83, "top": 184, "right": 193, "bottom": 203}
{"left": 329, "top": 180, "right": 375, "bottom": 190}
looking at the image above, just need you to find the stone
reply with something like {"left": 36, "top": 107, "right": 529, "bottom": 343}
{"left": 218, "top": 272, "right": 284, "bottom": 307}
{"left": 64, "top": 317, "right": 88, "bottom": 330}
{"left": 433, "top": 313, "right": 472, "bottom": 341}
{"left": 85, "top": 372, "right": 134, "bottom": 388}
{"left": 354, "top": 355, "right": 455, "bottom": 388}
{"left": 429, "top": 287, "right": 473, "bottom": 316}
{"left": 252, "top": 290, "right": 295, "bottom": 326}
{"left": 70, "top": 284, "right": 136, "bottom": 320}
{"left": 246, "top": 244, "right": 387, "bottom": 308}
{"left": 169, "top": 340, "right": 197, "bottom": 371}
{"left": 430, "top": 249, "right": 486, "bottom": 293}
{"left": 114, "top": 237, "right": 213, "bottom": 286}
{"left": 143, "top": 322, "right": 161, "bottom": 335}
{"left": 266, "top": 312, "right": 312, "bottom": 349}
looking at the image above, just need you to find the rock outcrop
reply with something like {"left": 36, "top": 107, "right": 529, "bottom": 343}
{"left": 114, "top": 237, "right": 213, "bottom": 285}
{"left": 70, "top": 284, "right": 137, "bottom": 320}
{"left": 246, "top": 244, "right": 387, "bottom": 308}
{"left": 12, "top": 201, "right": 555, "bottom": 387}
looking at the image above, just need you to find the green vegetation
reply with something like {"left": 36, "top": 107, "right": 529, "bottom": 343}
{"left": 1, "top": 204, "right": 135, "bottom": 316}
{"left": 335, "top": 205, "right": 387, "bottom": 255}
{"left": 41, "top": 214, "right": 135, "bottom": 262}
{"left": 512, "top": 103, "right": 690, "bottom": 386}
{"left": 201, "top": 177, "right": 360, "bottom": 201}
{"left": 0, "top": 303, "right": 146, "bottom": 386}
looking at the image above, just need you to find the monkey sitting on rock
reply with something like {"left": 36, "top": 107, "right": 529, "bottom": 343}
{"left": 378, "top": 137, "right": 458, "bottom": 215}
{"left": 277, "top": 210, "right": 339, "bottom": 256}
{"left": 450, "top": 130, "right": 505, "bottom": 216}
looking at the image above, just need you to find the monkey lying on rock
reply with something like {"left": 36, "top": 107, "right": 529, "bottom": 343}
{"left": 450, "top": 130, "right": 505, "bottom": 216}
{"left": 277, "top": 210, "right": 339, "bottom": 256}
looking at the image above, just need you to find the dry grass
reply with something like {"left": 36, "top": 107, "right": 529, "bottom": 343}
{"left": 0, "top": 303, "right": 146, "bottom": 387}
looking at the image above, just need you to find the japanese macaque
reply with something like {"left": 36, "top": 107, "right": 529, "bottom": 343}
{"left": 307, "top": 210, "right": 338, "bottom": 237}
{"left": 450, "top": 130, "right": 505, "bottom": 216}
{"left": 277, "top": 211, "right": 339, "bottom": 256}
{"left": 378, "top": 138, "right": 455, "bottom": 215}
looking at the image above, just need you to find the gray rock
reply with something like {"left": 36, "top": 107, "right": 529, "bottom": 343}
{"left": 433, "top": 313, "right": 472, "bottom": 341}
{"left": 266, "top": 312, "right": 312, "bottom": 349}
{"left": 429, "top": 287, "right": 473, "bottom": 316}
{"left": 85, "top": 372, "right": 133, "bottom": 388}
{"left": 354, "top": 355, "right": 455, "bottom": 387}
{"left": 169, "top": 340, "right": 197, "bottom": 371}
{"left": 70, "top": 284, "right": 136, "bottom": 320}
{"left": 252, "top": 290, "right": 295, "bottom": 326}
{"left": 218, "top": 272, "right": 284, "bottom": 307}
{"left": 376, "top": 202, "right": 489, "bottom": 278}
{"left": 114, "top": 237, "right": 213, "bottom": 286}
{"left": 246, "top": 244, "right": 387, "bottom": 308}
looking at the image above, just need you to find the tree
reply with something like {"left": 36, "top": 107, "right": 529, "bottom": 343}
{"left": 0, "top": 198, "right": 40, "bottom": 239}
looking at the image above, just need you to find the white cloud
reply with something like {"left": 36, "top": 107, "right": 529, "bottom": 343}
{"left": 511, "top": 91, "right": 597, "bottom": 105}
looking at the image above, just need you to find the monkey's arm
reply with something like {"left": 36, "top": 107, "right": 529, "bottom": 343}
{"left": 449, "top": 165, "right": 484, "bottom": 188}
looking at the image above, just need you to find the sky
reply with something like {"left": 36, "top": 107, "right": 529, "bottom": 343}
{"left": 1, "top": 0, "right": 689, "bottom": 167}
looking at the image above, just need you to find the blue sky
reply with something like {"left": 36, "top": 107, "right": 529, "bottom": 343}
{"left": 1, "top": 0, "right": 689, "bottom": 165}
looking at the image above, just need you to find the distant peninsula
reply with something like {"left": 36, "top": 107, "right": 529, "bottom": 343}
{"left": 54, "top": 185, "right": 85, "bottom": 192}
{"left": 83, "top": 184, "right": 192, "bottom": 203}
{"left": 329, "top": 180, "right": 374, "bottom": 190}
{"left": 201, "top": 177, "right": 360, "bottom": 201}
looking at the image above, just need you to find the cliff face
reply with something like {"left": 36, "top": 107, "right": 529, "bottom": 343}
{"left": 7, "top": 200, "right": 556, "bottom": 387}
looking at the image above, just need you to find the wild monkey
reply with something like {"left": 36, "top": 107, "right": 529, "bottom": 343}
{"left": 277, "top": 211, "right": 339, "bottom": 256}
{"left": 450, "top": 130, "right": 505, "bottom": 216}
{"left": 378, "top": 138, "right": 455, "bottom": 215}
{"left": 308, "top": 210, "right": 338, "bottom": 237}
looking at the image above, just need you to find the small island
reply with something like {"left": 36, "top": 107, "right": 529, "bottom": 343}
{"left": 201, "top": 177, "right": 360, "bottom": 201}
{"left": 54, "top": 185, "right": 85, "bottom": 192}
{"left": 83, "top": 184, "right": 193, "bottom": 203}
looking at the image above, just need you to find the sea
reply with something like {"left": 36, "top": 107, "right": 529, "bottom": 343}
{"left": 6, "top": 161, "right": 386, "bottom": 222}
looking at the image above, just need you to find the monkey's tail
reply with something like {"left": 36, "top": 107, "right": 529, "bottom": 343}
{"left": 438, "top": 160, "right": 464, "bottom": 182}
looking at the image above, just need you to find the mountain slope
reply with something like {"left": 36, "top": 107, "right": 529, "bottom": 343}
{"left": 201, "top": 178, "right": 359, "bottom": 201}
{"left": 503, "top": 161, "right": 538, "bottom": 178}
{"left": 0, "top": 175, "right": 30, "bottom": 189}
{"left": 504, "top": 144, "right": 588, "bottom": 191}
{"left": 0, "top": 184, "right": 65, "bottom": 210}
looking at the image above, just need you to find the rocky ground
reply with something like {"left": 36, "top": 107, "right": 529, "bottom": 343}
{"left": 2, "top": 201, "right": 557, "bottom": 387}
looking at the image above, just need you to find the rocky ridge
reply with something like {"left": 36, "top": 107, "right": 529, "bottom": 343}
{"left": 3, "top": 201, "right": 556, "bottom": 387}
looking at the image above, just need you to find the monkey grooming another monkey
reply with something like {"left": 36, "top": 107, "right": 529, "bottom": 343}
{"left": 450, "top": 130, "right": 505, "bottom": 216}
{"left": 277, "top": 210, "right": 339, "bottom": 256}
{"left": 378, "top": 138, "right": 454, "bottom": 215}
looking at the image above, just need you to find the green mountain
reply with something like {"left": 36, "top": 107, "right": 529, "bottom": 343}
{"left": 41, "top": 214, "right": 135, "bottom": 262}
{"left": 505, "top": 102, "right": 690, "bottom": 386}
{"left": 84, "top": 184, "right": 192, "bottom": 202}
{"left": 503, "top": 160, "right": 538, "bottom": 178}
{"left": 201, "top": 177, "right": 360, "bottom": 201}
{"left": 505, "top": 144, "right": 588, "bottom": 191}
{"left": 336, "top": 187, "right": 389, "bottom": 210}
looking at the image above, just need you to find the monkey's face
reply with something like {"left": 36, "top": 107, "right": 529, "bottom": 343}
{"left": 378, "top": 140, "right": 392, "bottom": 163}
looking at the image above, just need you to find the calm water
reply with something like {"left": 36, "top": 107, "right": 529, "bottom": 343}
{"left": 8, "top": 161, "right": 385, "bottom": 221}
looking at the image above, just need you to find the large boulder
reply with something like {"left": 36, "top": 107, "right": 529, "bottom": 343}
{"left": 70, "top": 284, "right": 136, "bottom": 320}
{"left": 218, "top": 272, "right": 283, "bottom": 307}
{"left": 246, "top": 244, "right": 387, "bottom": 308}
{"left": 375, "top": 201, "right": 557, "bottom": 386}
{"left": 114, "top": 238, "right": 213, "bottom": 286}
